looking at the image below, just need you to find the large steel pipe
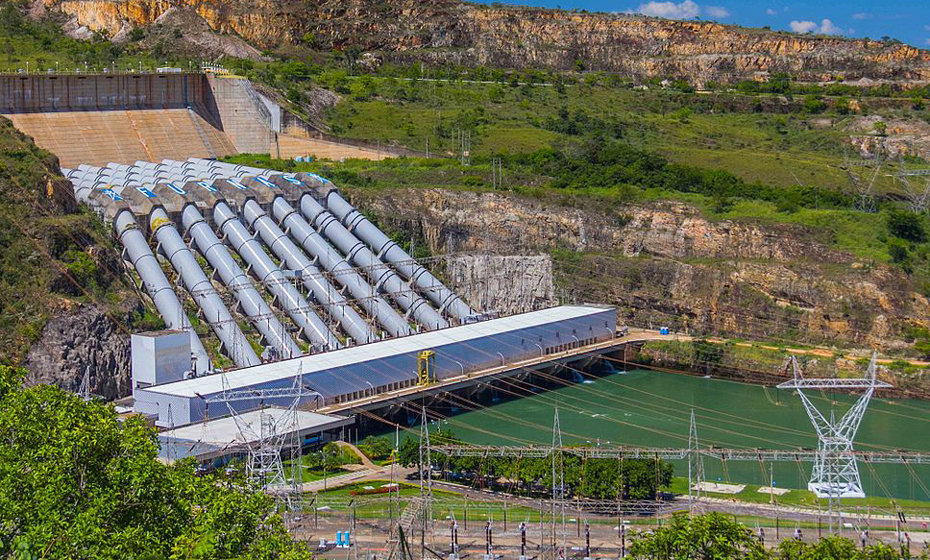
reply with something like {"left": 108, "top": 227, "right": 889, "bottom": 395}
{"left": 114, "top": 209, "right": 211, "bottom": 374}
{"left": 297, "top": 195, "right": 448, "bottom": 330}
{"left": 150, "top": 207, "right": 261, "bottom": 368}
{"left": 267, "top": 197, "right": 412, "bottom": 338}
{"left": 181, "top": 204, "right": 302, "bottom": 360}
{"left": 212, "top": 201, "right": 345, "bottom": 350}
{"left": 239, "top": 199, "right": 386, "bottom": 342}
{"left": 324, "top": 191, "right": 476, "bottom": 320}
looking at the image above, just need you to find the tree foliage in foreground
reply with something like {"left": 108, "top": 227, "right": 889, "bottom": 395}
{"left": 0, "top": 365, "right": 311, "bottom": 559}
{"left": 629, "top": 513, "right": 922, "bottom": 559}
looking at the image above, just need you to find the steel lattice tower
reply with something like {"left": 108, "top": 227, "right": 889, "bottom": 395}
{"left": 551, "top": 408, "right": 565, "bottom": 560}
{"left": 777, "top": 354, "right": 891, "bottom": 529}
{"left": 419, "top": 406, "right": 433, "bottom": 556}
{"left": 206, "top": 367, "right": 321, "bottom": 496}
{"left": 687, "top": 409, "right": 705, "bottom": 514}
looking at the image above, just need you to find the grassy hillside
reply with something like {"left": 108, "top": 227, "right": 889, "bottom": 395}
{"left": 0, "top": 117, "right": 141, "bottom": 365}
{"left": 241, "top": 66, "right": 927, "bottom": 195}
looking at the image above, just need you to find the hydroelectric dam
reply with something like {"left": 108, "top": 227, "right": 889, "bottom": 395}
{"left": 62, "top": 157, "right": 637, "bottom": 465}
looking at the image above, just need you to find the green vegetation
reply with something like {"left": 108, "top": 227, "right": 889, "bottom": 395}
{"left": 396, "top": 429, "right": 672, "bottom": 500}
{"left": 0, "top": 365, "right": 310, "bottom": 558}
{"left": 358, "top": 435, "right": 394, "bottom": 460}
{"left": 0, "top": 117, "right": 139, "bottom": 364}
{"left": 0, "top": 2, "right": 193, "bottom": 73}
{"left": 666, "top": 478, "right": 930, "bottom": 515}
{"left": 628, "top": 512, "right": 917, "bottom": 559}
{"left": 287, "top": 442, "right": 363, "bottom": 482}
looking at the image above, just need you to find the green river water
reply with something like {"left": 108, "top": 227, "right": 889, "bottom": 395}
{"left": 402, "top": 369, "right": 930, "bottom": 502}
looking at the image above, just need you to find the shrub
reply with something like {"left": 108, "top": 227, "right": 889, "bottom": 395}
{"left": 801, "top": 95, "right": 827, "bottom": 114}
{"left": 887, "top": 210, "right": 927, "bottom": 242}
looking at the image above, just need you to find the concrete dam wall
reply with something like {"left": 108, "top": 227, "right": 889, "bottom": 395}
{"left": 1, "top": 72, "right": 400, "bottom": 167}
{"left": 0, "top": 73, "right": 235, "bottom": 167}
{"left": 0, "top": 73, "right": 210, "bottom": 112}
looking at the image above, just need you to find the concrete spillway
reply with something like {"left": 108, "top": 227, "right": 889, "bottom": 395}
{"left": 324, "top": 190, "right": 476, "bottom": 320}
{"left": 150, "top": 207, "right": 261, "bottom": 368}
{"left": 265, "top": 198, "right": 411, "bottom": 338}
{"left": 213, "top": 201, "right": 344, "bottom": 351}
{"left": 181, "top": 204, "right": 302, "bottom": 360}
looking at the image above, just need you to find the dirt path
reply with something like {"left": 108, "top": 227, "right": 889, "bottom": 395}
{"left": 335, "top": 440, "right": 380, "bottom": 470}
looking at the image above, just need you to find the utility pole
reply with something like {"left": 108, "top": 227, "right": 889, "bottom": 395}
{"left": 419, "top": 406, "right": 433, "bottom": 557}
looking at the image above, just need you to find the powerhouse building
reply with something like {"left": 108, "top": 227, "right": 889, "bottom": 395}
{"left": 135, "top": 305, "right": 616, "bottom": 427}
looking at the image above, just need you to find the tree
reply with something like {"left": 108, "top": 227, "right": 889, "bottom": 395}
{"left": 801, "top": 95, "right": 827, "bottom": 114}
{"left": 774, "top": 534, "right": 909, "bottom": 559}
{"left": 887, "top": 210, "right": 927, "bottom": 242}
{"left": 835, "top": 97, "right": 851, "bottom": 115}
{"left": 628, "top": 512, "right": 768, "bottom": 559}
{"left": 629, "top": 514, "right": 915, "bottom": 559}
{"left": 0, "top": 366, "right": 310, "bottom": 559}
{"left": 359, "top": 436, "right": 393, "bottom": 460}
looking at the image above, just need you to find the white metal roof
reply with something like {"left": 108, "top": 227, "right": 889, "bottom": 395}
{"left": 156, "top": 407, "right": 352, "bottom": 460}
{"left": 144, "top": 305, "right": 612, "bottom": 399}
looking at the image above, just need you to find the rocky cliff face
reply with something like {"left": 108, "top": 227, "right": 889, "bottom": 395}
{"left": 350, "top": 187, "right": 928, "bottom": 350}
{"left": 25, "top": 302, "right": 140, "bottom": 400}
{"left": 40, "top": 0, "right": 930, "bottom": 85}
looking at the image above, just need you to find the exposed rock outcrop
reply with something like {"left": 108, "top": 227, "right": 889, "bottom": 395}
{"left": 351, "top": 187, "right": 928, "bottom": 350}
{"left": 847, "top": 115, "right": 930, "bottom": 162}
{"left": 24, "top": 302, "right": 141, "bottom": 401}
{"left": 39, "top": 0, "right": 930, "bottom": 85}
{"left": 446, "top": 254, "right": 555, "bottom": 315}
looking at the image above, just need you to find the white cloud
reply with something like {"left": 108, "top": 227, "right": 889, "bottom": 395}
{"left": 790, "top": 20, "right": 818, "bottom": 33}
{"left": 926, "top": 38, "right": 930, "bottom": 46}
{"left": 766, "top": 8, "right": 777, "bottom": 15}
{"left": 818, "top": 19, "right": 844, "bottom": 35}
{"left": 628, "top": 1, "right": 731, "bottom": 19}
{"left": 789, "top": 18, "right": 847, "bottom": 35}
{"left": 631, "top": 0, "right": 700, "bottom": 19}
{"left": 852, "top": 12, "right": 869, "bottom": 20}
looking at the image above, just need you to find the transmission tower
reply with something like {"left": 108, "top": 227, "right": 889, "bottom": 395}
{"left": 687, "top": 409, "right": 705, "bottom": 515}
{"left": 551, "top": 408, "right": 565, "bottom": 560}
{"left": 777, "top": 354, "right": 891, "bottom": 531}
{"left": 893, "top": 155, "right": 930, "bottom": 214}
{"left": 206, "top": 366, "right": 320, "bottom": 511}
{"left": 842, "top": 152, "right": 885, "bottom": 212}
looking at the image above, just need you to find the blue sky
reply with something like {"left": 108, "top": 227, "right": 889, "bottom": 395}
{"left": 474, "top": 0, "right": 930, "bottom": 48}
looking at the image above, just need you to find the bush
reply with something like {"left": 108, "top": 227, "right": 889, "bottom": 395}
{"left": 359, "top": 435, "right": 393, "bottom": 460}
{"left": 801, "top": 95, "right": 827, "bottom": 114}
{"left": 887, "top": 210, "right": 927, "bottom": 242}
{"left": 888, "top": 239, "right": 912, "bottom": 272}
